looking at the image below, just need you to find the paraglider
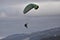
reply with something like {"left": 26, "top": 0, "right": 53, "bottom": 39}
{"left": 23, "top": 3, "right": 39, "bottom": 14}
{"left": 23, "top": 3, "right": 39, "bottom": 28}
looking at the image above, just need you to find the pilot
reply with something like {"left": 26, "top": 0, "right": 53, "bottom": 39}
{"left": 24, "top": 23, "right": 28, "bottom": 28}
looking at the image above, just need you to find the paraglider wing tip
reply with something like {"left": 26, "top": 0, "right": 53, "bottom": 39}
{"left": 23, "top": 12, "right": 25, "bottom": 14}
{"left": 23, "top": 11, "right": 26, "bottom": 14}
{"left": 35, "top": 6, "right": 39, "bottom": 10}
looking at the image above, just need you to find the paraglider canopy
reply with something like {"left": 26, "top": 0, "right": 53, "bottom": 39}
{"left": 23, "top": 3, "right": 39, "bottom": 14}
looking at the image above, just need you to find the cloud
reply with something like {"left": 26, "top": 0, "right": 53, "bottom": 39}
{"left": 0, "top": 1, "right": 60, "bottom": 18}
{"left": 24, "top": 2, "right": 60, "bottom": 16}
{"left": 30, "top": 0, "right": 60, "bottom": 1}
{"left": 0, "top": 12, "right": 7, "bottom": 18}
{"left": 0, "top": 0, "right": 60, "bottom": 6}
{"left": 37, "top": 2, "right": 60, "bottom": 16}
{"left": 0, "top": 5, "right": 24, "bottom": 18}
{"left": 0, "top": 37, "right": 4, "bottom": 39}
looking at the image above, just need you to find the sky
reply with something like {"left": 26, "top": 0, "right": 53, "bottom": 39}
{"left": 0, "top": 0, "right": 60, "bottom": 39}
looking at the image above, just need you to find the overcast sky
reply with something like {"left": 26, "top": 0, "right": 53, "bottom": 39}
{"left": 0, "top": 0, "right": 60, "bottom": 18}
{"left": 0, "top": 0, "right": 60, "bottom": 39}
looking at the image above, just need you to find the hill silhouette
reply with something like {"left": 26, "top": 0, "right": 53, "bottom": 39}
{"left": 1, "top": 27, "right": 60, "bottom": 40}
